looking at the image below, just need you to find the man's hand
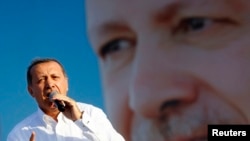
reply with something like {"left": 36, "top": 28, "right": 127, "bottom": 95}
{"left": 29, "top": 132, "right": 35, "bottom": 141}
{"left": 50, "top": 93, "right": 83, "bottom": 121}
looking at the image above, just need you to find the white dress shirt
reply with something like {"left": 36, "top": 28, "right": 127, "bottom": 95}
{"left": 7, "top": 102, "right": 125, "bottom": 141}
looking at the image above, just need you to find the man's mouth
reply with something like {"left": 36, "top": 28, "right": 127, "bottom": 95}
{"left": 50, "top": 102, "right": 57, "bottom": 108}
{"left": 45, "top": 91, "right": 51, "bottom": 98}
{"left": 168, "top": 132, "right": 208, "bottom": 141}
{"left": 160, "top": 122, "right": 208, "bottom": 141}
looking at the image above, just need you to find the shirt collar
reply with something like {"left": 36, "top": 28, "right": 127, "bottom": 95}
{"left": 37, "top": 107, "right": 69, "bottom": 126}
{"left": 37, "top": 108, "right": 55, "bottom": 125}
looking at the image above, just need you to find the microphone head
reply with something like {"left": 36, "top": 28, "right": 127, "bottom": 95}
{"left": 48, "top": 91, "right": 66, "bottom": 112}
{"left": 48, "top": 91, "right": 58, "bottom": 102}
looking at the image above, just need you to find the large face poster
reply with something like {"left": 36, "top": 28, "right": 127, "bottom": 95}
{"left": 85, "top": 0, "right": 250, "bottom": 141}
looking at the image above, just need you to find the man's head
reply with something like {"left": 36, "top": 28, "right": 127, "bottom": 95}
{"left": 86, "top": 0, "right": 250, "bottom": 140}
{"left": 27, "top": 58, "right": 68, "bottom": 116}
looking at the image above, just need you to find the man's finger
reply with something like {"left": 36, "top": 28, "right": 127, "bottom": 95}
{"left": 29, "top": 131, "right": 35, "bottom": 141}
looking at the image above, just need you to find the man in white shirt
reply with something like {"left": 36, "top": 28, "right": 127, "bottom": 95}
{"left": 7, "top": 58, "right": 125, "bottom": 141}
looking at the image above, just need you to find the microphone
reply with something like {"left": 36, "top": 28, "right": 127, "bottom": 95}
{"left": 49, "top": 91, "right": 66, "bottom": 112}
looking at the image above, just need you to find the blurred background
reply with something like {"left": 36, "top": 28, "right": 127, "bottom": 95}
{"left": 0, "top": 0, "right": 103, "bottom": 140}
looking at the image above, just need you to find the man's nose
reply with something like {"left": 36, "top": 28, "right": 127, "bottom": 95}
{"left": 45, "top": 78, "right": 55, "bottom": 89}
{"left": 129, "top": 47, "right": 198, "bottom": 119}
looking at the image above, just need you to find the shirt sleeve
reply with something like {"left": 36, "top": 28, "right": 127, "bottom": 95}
{"left": 74, "top": 104, "right": 125, "bottom": 141}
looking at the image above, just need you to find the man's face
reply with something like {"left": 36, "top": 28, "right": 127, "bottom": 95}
{"left": 28, "top": 61, "right": 68, "bottom": 115}
{"left": 86, "top": 0, "right": 250, "bottom": 140}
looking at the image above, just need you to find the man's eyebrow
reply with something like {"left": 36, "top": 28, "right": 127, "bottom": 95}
{"left": 93, "top": 21, "right": 130, "bottom": 36}
{"left": 153, "top": 0, "right": 247, "bottom": 24}
{"left": 226, "top": 0, "right": 247, "bottom": 13}
{"left": 153, "top": 2, "right": 181, "bottom": 24}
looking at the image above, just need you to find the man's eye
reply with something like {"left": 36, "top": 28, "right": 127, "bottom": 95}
{"left": 37, "top": 78, "right": 44, "bottom": 83}
{"left": 52, "top": 76, "right": 60, "bottom": 79}
{"left": 174, "top": 17, "right": 212, "bottom": 34}
{"left": 99, "top": 38, "right": 133, "bottom": 59}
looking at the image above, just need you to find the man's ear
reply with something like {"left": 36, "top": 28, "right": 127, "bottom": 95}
{"left": 28, "top": 86, "right": 34, "bottom": 97}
